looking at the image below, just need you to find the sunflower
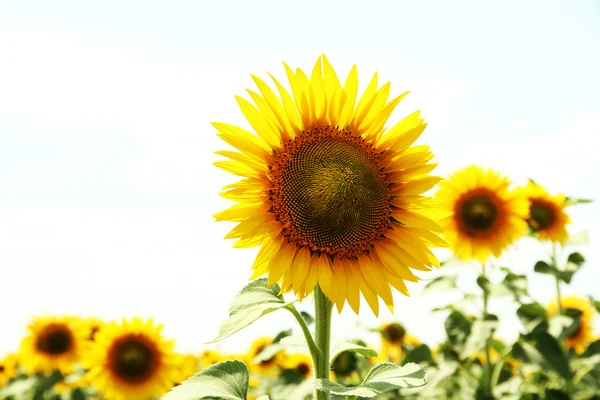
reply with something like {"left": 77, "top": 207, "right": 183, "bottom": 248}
{"left": 548, "top": 295, "right": 596, "bottom": 353}
{"left": 19, "top": 316, "right": 87, "bottom": 375}
{"left": 245, "top": 337, "right": 284, "bottom": 377}
{"left": 435, "top": 165, "right": 528, "bottom": 262}
{"left": 379, "top": 322, "right": 412, "bottom": 362}
{"left": 83, "top": 317, "right": 180, "bottom": 400}
{"left": 198, "top": 349, "right": 224, "bottom": 369}
{"left": 516, "top": 181, "right": 570, "bottom": 242}
{"left": 174, "top": 353, "right": 199, "bottom": 384}
{"left": 283, "top": 353, "right": 313, "bottom": 380}
{"left": 214, "top": 55, "right": 446, "bottom": 315}
{"left": 0, "top": 354, "right": 18, "bottom": 387}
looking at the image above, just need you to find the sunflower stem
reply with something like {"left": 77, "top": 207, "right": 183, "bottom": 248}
{"left": 314, "top": 284, "right": 333, "bottom": 400}
{"left": 481, "top": 262, "right": 493, "bottom": 398}
{"left": 551, "top": 243, "right": 564, "bottom": 316}
{"left": 286, "top": 304, "right": 321, "bottom": 369}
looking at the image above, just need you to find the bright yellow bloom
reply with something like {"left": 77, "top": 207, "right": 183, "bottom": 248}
{"left": 84, "top": 317, "right": 105, "bottom": 341}
{"left": 174, "top": 353, "right": 199, "bottom": 384}
{"left": 19, "top": 316, "right": 87, "bottom": 375}
{"left": 548, "top": 295, "right": 596, "bottom": 353}
{"left": 83, "top": 317, "right": 180, "bottom": 400}
{"left": 0, "top": 354, "right": 18, "bottom": 387}
{"left": 283, "top": 353, "right": 313, "bottom": 380}
{"left": 436, "top": 165, "right": 528, "bottom": 262}
{"left": 516, "top": 181, "right": 570, "bottom": 242}
{"left": 214, "top": 55, "right": 446, "bottom": 315}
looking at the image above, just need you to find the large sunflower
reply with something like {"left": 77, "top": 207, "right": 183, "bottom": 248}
{"left": 83, "top": 318, "right": 180, "bottom": 400}
{"left": 19, "top": 316, "right": 87, "bottom": 375}
{"left": 517, "top": 181, "right": 570, "bottom": 243}
{"left": 0, "top": 354, "right": 18, "bottom": 387}
{"left": 548, "top": 295, "right": 596, "bottom": 353}
{"left": 214, "top": 55, "right": 446, "bottom": 315}
{"left": 435, "top": 165, "right": 528, "bottom": 262}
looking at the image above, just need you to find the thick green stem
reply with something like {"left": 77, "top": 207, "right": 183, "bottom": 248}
{"left": 481, "top": 263, "right": 493, "bottom": 398}
{"left": 314, "top": 284, "right": 333, "bottom": 400}
{"left": 551, "top": 243, "right": 572, "bottom": 396}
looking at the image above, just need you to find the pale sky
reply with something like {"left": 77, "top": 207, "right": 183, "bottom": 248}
{"left": 1, "top": 1, "right": 599, "bottom": 356}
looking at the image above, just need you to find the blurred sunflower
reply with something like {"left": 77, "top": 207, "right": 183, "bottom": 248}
{"left": 19, "top": 316, "right": 87, "bottom": 375}
{"left": 174, "top": 353, "right": 199, "bottom": 384}
{"left": 83, "top": 318, "right": 179, "bottom": 400}
{"left": 548, "top": 295, "right": 596, "bottom": 353}
{"left": 246, "top": 337, "right": 284, "bottom": 377}
{"left": 198, "top": 349, "right": 224, "bottom": 369}
{"left": 0, "top": 354, "right": 18, "bottom": 387}
{"left": 517, "top": 181, "right": 570, "bottom": 242}
{"left": 283, "top": 353, "right": 313, "bottom": 380}
{"left": 380, "top": 322, "right": 414, "bottom": 362}
{"left": 214, "top": 55, "right": 446, "bottom": 315}
{"left": 436, "top": 165, "right": 528, "bottom": 262}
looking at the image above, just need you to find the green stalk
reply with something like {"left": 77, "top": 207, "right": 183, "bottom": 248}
{"left": 314, "top": 284, "right": 333, "bottom": 400}
{"left": 286, "top": 304, "right": 321, "bottom": 368}
{"left": 481, "top": 263, "right": 493, "bottom": 398}
{"left": 550, "top": 243, "right": 572, "bottom": 396}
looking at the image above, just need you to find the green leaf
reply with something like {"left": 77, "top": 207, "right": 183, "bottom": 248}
{"left": 444, "top": 310, "right": 472, "bottom": 352}
{"left": 208, "top": 279, "right": 295, "bottom": 343}
{"left": 533, "top": 261, "right": 555, "bottom": 275}
{"left": 300, "top": 311, "right": 314, "bottom": 326}
{"left": 502, "top": 271, "right": 528, "bottom": 299}
{"left": 163, "top": 360, "right": 248, "bottom": 400}
{"left": 253, "top": 343, "right": 287, "bottom": 364}
{"left": 517, "top": 303, "right": 548, "bottom": 334}
{"left": 460, "top": 320, "right": 499, "bottom": 360}
{"left": 590, "top": 296, "right": 600, "bottom": 313}
{"left": 421, "top": 274, "right": 458, "bottom": 293}
{"left": 564, "top": 197, "right": 592, "bottom": 207}
{"left": 567, "top": 252, "right": 585, "bottom": 266}
{"left": 403, "top": 344, "right": 436, "bottom": 366}
{"left": 315, "top": 362, "right": 427, "bottom": 397}
{"left": 544, "top": 389, "right": 569, "bottom": 400}
{"left": 581, "top": 339, "right": 600, "bottom": 357}
{"left": 0, "top": 378, "right": 37, "bottom": 400}
{"left": 279, "top": 335, "right": 378, "bottom": 363}
{"left": 532, "top": 332, "right": 572, "bottom": 380}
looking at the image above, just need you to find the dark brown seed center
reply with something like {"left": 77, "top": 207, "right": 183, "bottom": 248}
{"left": 111, "top": 337, "right": 158, "bottom": 382}
{"left": 460, "top": 195, "right": 498, "bottom": 235}
{"left": 529, "top": 201, "right": 555, "bottom": 230}
{"left": 36, "top": 325, "right": 73, "bottom": 355}
{"left": 270, "top": 126, "right": 391, "bottom": 257}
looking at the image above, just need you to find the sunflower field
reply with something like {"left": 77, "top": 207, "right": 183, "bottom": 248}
{"left": 1, "top": 53, "right": 598, "bottom": 400}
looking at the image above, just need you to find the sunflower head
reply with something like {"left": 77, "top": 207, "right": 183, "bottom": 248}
{"left": 283, "top": 353, "right": 313, "bottom": 380}
{"left": 547, "top": 296, "right": 596, "bottom": 353}
{"left": 83, "top": 317, "right": 180, "bottom": 400}
{"left": 0, "top": 353, "right": 18, "bottom": 387}
{"left": 214, "top": 55, "right": 446, "bottom": 315}
{"left": 19, "top": 316, "right": 87, "bottom": 376}
{"left": 436, "top": 165, "right": 528, "bottom": 262}
{"left": 516, "top": 181, "right": 570, "bottom": 243}
{"left": 380, "top": 322, "right": 406, "bottom": 345}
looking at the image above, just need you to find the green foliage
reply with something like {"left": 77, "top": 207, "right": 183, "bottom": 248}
{"left": 315, "top": 363, "right": 427, "bottom": 397}
{"left": 421, "top": 275, "right": 458, "bottom": 293}
{"left": 163, "top": 360, "right": 249, "bottom": 400}
{"left": 208, "top": 279, "right": 296, "bottom": 343}
{"left": 403, "top": 344, "right": 437, "bottom": 366}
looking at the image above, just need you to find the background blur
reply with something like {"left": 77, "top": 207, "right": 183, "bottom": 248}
{"left": 1, "top": 0, "right": 599, "bottom": 355}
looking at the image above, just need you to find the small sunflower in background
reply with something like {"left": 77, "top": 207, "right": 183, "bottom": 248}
{"left": 379, "top": 322, "right": 413, "bottom": 362}
{"left": 283, "top": 353, "right": 313, "bottom": 380}
{"left": 19, "top": 316, "right": 87, "bottom": 375}
{"left": 83, "top": 317, "right": 180, "bottom": 400}
{"left": 548, "top": 295, "right": 596, "bottom": 353}
{"left": 0, "top": 353, "right": 18, "bottom": 387}
{"left": 436, "top": 165, "right": 528, "bottom": 262}
{"left": 517, "top": 181, "right": 570, "bottom": 242}
{"left": 245, "top": 337, "right": 284, "bottom": 377}
{"left": 174, "top": 353, "right": 199, "bottom": 384}
{"left": 214, "top": 55, "right": 446, "bottom": 316}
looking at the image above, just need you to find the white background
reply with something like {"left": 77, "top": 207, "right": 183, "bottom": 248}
{"left": 1, "top": 1, "right": 599, "bottom": 355}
